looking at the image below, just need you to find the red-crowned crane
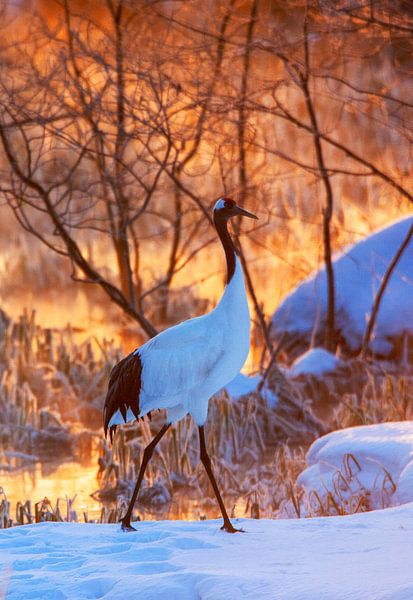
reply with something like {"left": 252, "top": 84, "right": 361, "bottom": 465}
{"left": 103, "top": 197, "right": 258, "bottom": 533}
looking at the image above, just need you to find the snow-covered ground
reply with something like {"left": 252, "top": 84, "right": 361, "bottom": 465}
{"left": 297, "top": 422, "right": 413, "bottom": 513}
{"left": 272, "top": 216, "right": 413, "bottom": 359}
{"left": 1, "top": 506, "right": 413, "bottom": 600}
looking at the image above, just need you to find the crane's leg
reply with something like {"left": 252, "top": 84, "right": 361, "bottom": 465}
{"left": 198, "top": 425, "right": 242, "bottom": 533}
{"left": 120, "top": 422, "right": 171, "bottom": 532}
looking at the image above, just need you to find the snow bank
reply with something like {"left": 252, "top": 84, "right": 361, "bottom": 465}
{"left": 290, "top": 347, "right": 343, "bottom": 377}
{"left": 272, "top": 216, "right": 413, "bottom": 359}
{"left": 1, "top": 507, "right": 413, "bottom": 599}
{"left": 224, "top": 373, "right": 260, "bottom": 399}
{"left": 298, "top": 421, "right": 413, "bottom": 512}
{"left": 225, "top": 373, "right": 280, "bottom": 409}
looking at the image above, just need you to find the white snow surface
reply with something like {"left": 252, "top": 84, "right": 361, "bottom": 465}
{"left": 272, "top": 216, "right": 413, "bottom": 356}
{"left": 290, "top": 347, "right": 343, "bottom": 377}
{"left": 1, "top": 507, "right": 413, "bottom": 600}
{"left": 298, "top": 421, "right": 413, "bottom": 510}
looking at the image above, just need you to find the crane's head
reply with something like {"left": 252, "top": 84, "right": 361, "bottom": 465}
{"left": 213, "top": 197, "right": 258, "bottom": 220}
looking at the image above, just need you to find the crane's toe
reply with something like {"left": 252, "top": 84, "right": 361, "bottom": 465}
{"left": 120, "top": 517, "right": 137, "bottom": 532}
{"left": 221, "top": 521, "right": 244, "bottom": 534}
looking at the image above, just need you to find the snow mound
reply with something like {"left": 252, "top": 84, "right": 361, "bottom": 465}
{"left": 224, "top": 373, "right": 260, "bottom": 399}
{"left": 272, "top": 216, "right": 413, "bottom": 360}
{"left": 1, "top": 507, "right": 413, "bottom": 599}
{"left": 290, "top": 347, "right": 343, "bottom": 377}
{"left": 298, "top": 421, "right": 413, "bottom": 512}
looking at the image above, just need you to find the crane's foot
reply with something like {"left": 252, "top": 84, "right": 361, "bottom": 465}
{"left": 221, "top": 521, "right": 244, "bottom": 534}
{"left": 120, "top": 516, "right": 137, "bottom": 532}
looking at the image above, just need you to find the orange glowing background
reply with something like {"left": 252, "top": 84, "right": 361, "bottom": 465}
{"left": 0, "top": 0, "right": 412, "bottom": 514}
{"left": 0, "top": 2, "right": 411, "bottom": 373}
{"left": 1, "top": 0, "right": 412, "bottom": 363}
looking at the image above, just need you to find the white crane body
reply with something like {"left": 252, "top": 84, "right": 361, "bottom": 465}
{"left": 107, "top": 257, "right": 249, "bottom": 427}
{"left": 103, "top": 197, "right": 257, "bottom": 533}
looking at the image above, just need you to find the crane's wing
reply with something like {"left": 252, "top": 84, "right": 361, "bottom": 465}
{"left": 139, "top": 314, "right": 225, "bottom": 400}
{"left": 103, "top": 314, "right": 226, "bottom": 440}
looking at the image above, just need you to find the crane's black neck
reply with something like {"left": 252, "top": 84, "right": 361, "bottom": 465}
{"left": 214, "top": 212, "right": 236, "bottom": 284}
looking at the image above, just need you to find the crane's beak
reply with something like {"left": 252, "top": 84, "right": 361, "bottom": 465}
{"left": 236, "top": 206, "right": 258, "bottom": 219}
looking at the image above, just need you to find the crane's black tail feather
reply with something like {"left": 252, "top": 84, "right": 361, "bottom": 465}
{"left": 103, "top": 351, "right": 142, "bottom": 441}
{"left": 106, "top": 412, "right": 155, "bottom": 444}
{"left": 109, "top": 424, "right": 118, "bottom": 444}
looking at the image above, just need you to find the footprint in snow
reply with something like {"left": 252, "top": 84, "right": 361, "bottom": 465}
{"left": 163, "top": 536, "right": 218, "bottom": 550}
{"left": 13, "top": 556, "right": 85, "bottom": 571}
{"left": 119, "top": 546, "right": 172, "bottom": 562}
{"left": 47, "top": 558, "right": 86, "bottom": 571}
{"left": 129, "top": 561, "right": 181, "bottom": 575}
{"left": 74, "top": 576, "right": 116, "bottom": 599}
{"left": 7, "top": 586, "right": 67, "bottom": 600}
{"left": 93, "top": 542, "right": 132, "bottom": 555}
{"left": 118, "top": 530, "right": 170, "bottom": 544}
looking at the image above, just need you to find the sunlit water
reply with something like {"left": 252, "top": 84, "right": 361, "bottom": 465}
{"left": 1, "top": 289, "right": 127, "bottom": 349}
{"left": 1, "top": 459, "right": 246, "bottom": 524}
{"left": 1, "top": 459, "right": 103, "bottom": 521}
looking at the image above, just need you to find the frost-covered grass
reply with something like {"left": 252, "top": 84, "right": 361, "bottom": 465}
{"left": 2, "top": 310, "right": 413, "bottom": 527}
{"left": 0, "top": 313, "right": 316, "bottom": 524}
{"left": 1, "top": 505, "right": 413, "bottom": 600}
{"left": 0, "top": 311, "right": 113, "bottom": 472}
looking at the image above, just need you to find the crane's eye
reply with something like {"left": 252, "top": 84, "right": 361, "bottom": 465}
{"left": 223, "top": 198, "right": 235, "bottom": 209}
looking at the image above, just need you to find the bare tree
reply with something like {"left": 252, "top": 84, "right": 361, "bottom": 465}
{"left": 1, "top": 0, "right": 413, "bottom": 367}
{"left": 0, "top": 0, "right": 240, "bottom": 339}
